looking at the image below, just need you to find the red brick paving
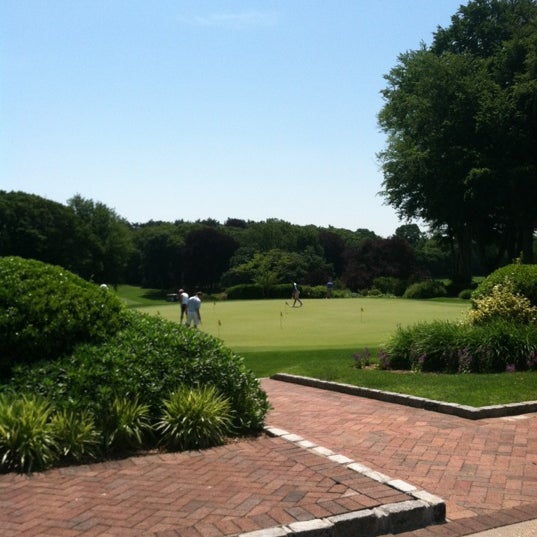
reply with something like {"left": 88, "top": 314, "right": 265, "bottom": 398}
{"left": 1, "top": 377, "right": 536, "bottom": 536}
{"left": 262, "top": 378, "right": 537, "bottom": 535}
{"left": 0, "top": 427, "right": 412, "bottom": 536}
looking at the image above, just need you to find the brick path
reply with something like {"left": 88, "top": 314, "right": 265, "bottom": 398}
{"left": 1, "top": 377, "right": 536, "bottom": 536}
{"left": 263, "top": 378, "right": 537, "bottom": 536}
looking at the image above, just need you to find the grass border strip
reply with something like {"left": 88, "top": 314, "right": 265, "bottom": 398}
{"left": 270, "top": 373, "right": 537, "bottom": 419}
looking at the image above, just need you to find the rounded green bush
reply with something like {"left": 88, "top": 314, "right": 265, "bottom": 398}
{"left": 0, "top": 256, "right": 125, "bottom": 376}
{"left": 6, "top": 310, "right": 269, "bottom": 436}
{"left": 473, "top": 264, "right": 537, "bottom": 306}
{"left": 403, "top": 279, "right": 447, "bottom": 299}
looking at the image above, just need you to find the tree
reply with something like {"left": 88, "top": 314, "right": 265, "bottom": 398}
{"left": 183, "top": 227, "right": 239, "bottom": 291}
{"left": 131, "top": 222, "right": 184, "bottom": 289}
{"left": 342, "top": 236, "right": 418, "bottom": 291}
{"left": 0, "top": 191, "right": 90, "bottom": 275}
{"left": 378, "top": 0, "right": 537, "bottom": 285}
{"left": 68, "top": 195, "right": 133, "bottom": 285}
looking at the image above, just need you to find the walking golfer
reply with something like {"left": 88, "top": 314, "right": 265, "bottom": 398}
{"left": 292, "top": 282, "right": 303, "bottom": 307}
{"left": 185, "top": 292, "right": 202, "bottom": 328}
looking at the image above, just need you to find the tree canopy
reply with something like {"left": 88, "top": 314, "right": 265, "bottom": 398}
{"left": 378, "top": 0, "right": 537, "bottom": 285}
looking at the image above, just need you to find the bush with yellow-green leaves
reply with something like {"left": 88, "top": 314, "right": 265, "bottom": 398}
{"left": 467, "top": 278, "right": 537, "bottom": 325}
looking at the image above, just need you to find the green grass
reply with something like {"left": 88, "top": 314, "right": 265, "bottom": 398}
{"left": 115, "top": 285, "right": 167, "bottom": 307}
{"left": 240, "top": 350, "right": 536, "bottom": 406}
{"left": 133, "top": 296, "right": 469, "bottom": 351}
{"left": 117, "top": 287, "right": 537, "bottom": 407}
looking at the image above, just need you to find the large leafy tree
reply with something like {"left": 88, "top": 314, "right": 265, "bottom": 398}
{"left": 0, "top": 191, "right": 90, "bottom": 275}
{"left": 378, "top": 0, "right": 537, "bottom": 285}
{"left": 68, "top": 195, "right": 133, "bottom": 284}
{"left": 183, "top": 227, "right": 239, "bottom": 291}
{"left": 130, "top": 222, "right": 184, "bottom": 289}
{"left": 342, "top": 236, "right": 418, "bottom": 291}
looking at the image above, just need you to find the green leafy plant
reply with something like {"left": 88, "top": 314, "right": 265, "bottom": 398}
{"left": 157, "top": 386, "right": 233, "bottom": 451}
{"left": 0, "top": 256, "right": 125, "bottom": 377}
{"left": 49, "top": 409, "right": 100, "bottom": 463}
{"left": 467, "top": 278, "right": 537, "bottom": 325}
{"left": 0, "top": 394, "right": 57, "bottom": 473}
{"left": 7, "top": 310, "right": 269, "bottom": 435}
{"left": 472, "top": 264, "right": 537, "bottom": 306}
{"left": 101, "top": 397, "right": 152, "bottom": 454}
{"left": 403, "top": 280, "right": 447, "bottom": 299}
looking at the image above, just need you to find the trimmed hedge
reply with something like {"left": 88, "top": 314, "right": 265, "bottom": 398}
{"left": 0, "top": 256, "right": 124, "bottom": 377}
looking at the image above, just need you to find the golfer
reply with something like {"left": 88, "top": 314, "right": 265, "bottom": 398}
{"left": 179, "top": 288, "right": 189, "bottom": 323}
{"left": 292, "top": 282, "right": 303, "bottom": 307}
{"left": 185, "top": 292, "right": 202, "bottom": 328}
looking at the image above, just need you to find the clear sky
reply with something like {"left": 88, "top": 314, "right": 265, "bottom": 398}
{"left": 1, "top": 1, "right": 464, "bottom": 237}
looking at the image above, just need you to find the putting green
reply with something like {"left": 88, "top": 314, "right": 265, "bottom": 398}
{"left": 136, "top": 298, "right": 470, "bottom": 352}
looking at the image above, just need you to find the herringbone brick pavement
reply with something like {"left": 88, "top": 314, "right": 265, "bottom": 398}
{"left": 1, "top": 377, "right": 536, "bottom": 536}
{"left": 261, "top": 378, "right": 537, "bottom": 535}
{"left": 0, "top": 426, "right": 412, "bottom": 536}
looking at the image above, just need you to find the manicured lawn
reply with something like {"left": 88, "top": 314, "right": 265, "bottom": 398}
{"left": 117, "top": 287, "right": 537, "bottom": 407}
{"left": 133, "top": 295, "right": 469, "bottom": 351}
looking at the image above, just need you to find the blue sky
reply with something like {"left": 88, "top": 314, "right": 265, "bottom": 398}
{"left": 2, "top": 1, "right": 464, "bottom": 236}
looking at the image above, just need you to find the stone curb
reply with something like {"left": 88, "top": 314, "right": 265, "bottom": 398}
{"left": 234, "top": 427, "right": 445, "bottom": 537}
{"left": 271, "top": 373, "right": 537, "bottom": 420}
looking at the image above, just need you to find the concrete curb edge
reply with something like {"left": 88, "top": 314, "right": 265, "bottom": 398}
{"left": 234, "top": 427, "right": 445, "bottom": 537}
{"left": 270, "top": 373, "right": 537, "bottom": 420}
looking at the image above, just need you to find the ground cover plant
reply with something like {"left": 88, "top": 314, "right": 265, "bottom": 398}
{"left": 0, "top": 259, "right": 269, "bottom": 473}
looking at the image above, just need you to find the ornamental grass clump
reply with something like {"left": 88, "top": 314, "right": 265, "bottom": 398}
{"left": 101, "top": 397, "right": 152, "bottom": 454}
{"left": 0, "top": 394, "right": 57, "bottom": 473}
{"left": 157, "top": 386, "right": 233, "bottom": 451}
{"left": 49, "top": 409, "right": 100, "bottom": 464}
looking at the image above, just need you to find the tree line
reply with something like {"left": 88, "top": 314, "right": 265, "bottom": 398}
{"left": 1, "top": 190, "right": 531, "bottom": 295}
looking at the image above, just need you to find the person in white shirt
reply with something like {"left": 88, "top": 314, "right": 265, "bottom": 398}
{"left": 185, "top": 292, "right": 202, "bottom": 328}
{"left": 178, "top": 288, "right": 189, "bottom": 324}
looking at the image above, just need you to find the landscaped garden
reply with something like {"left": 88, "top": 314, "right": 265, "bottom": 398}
{"left": 1, "top": 256, "right": 536, "bottom": 474}
{"left": 0, "top": 257, "right": 269, "bottom": 473}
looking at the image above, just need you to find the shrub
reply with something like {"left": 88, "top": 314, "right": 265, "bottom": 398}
{"left": 157, "top": 386, "right": 233, "bottom": 451}
{"left": 49, "top": 409, "right": 100, "bottom": 464}
{"left": 382, "top": 319, "right": 537, "bottom": 373}
{"left": 473, "top": 264, "right": 537, "bottom": 306}
{"left": 0, "top": 394, "right": 57, "bottom": 473}
{"left": 101, "top": 397, "right": 152, "bottom": 454}
{"left": 226, "top": 284, "right": 265, "bottom": 299}
{"left": 373, "top": 276, "right": 406, "bottom": 296}
{"left": 0, "top": 256, "right": 125, "bottom": 377}
{"left": 403, "top": 280, "right": 447, "bottom": 299}
{"left": 467, "top": 278, "right": 537, "bottom": 325}
{"left": 6, "top": 310, "right": 269, "bottom": 435}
